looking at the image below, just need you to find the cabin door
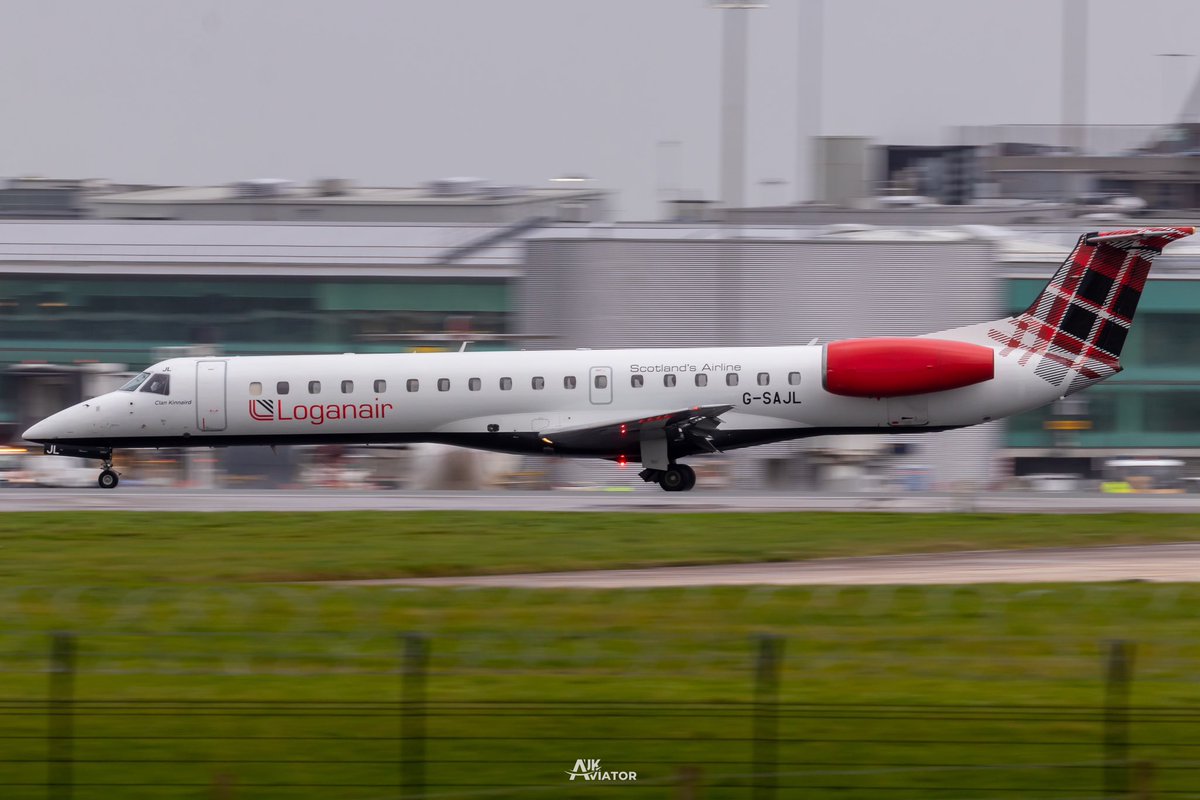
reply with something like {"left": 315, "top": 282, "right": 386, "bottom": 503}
{"left": 195, "top": 360, "right": 228, "bottom": 432}
{"left": 589, "top": 366, "right": 613, "bottom": 405}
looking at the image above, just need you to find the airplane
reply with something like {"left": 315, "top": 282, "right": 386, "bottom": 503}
{"left": 21, "top": 226, "right": 1194, "bottom": 491}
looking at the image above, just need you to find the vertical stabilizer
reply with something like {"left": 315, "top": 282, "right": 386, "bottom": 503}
{"left": 990, "top": 227, "right": 1194, "bottom": 395}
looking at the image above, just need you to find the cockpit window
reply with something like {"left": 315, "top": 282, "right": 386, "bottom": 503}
{"left": 141, "top": 373, "right": 170, "bottom": 396}
{"left": 119, "top": 372, "right": 150, "bottom": 392}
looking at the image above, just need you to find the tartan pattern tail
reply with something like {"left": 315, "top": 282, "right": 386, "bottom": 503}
{"left": 988, "top": 226, "right": 1195, "bottom": 395}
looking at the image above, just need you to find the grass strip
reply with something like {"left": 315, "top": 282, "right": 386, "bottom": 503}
{"left": 0, "top": 511, "right": 1197, "bottom": 583}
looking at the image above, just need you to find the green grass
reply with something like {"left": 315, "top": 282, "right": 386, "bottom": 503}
{"left": 0, "top": 584, "right": 1199, "bottom": 799}
{"left": 0, "top": 511, "right": 1198, "bottom": 583}
{"left": 0, "top": 512, "right": 1198, "bottom": 797}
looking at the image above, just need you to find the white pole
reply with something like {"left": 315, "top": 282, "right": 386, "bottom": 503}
{"left": 719, "top": 6, "right": 750, "bottom": 208}
{"left": 798, "top": 0, "right": 823, "bottom": 203}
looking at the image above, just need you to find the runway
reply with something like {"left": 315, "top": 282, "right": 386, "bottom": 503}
{"left": 338, "top": 543, "right": 1200, "bottom": 587}
{"left": 7, "top": 487, "right": 1200, "bottom": 513}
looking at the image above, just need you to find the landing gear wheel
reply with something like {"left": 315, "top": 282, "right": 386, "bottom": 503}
{"left": 659, "top": 465, "right": 687, "bottom": 492}
{"left": 679, "top": 464, "right": 696, "bottom": 492}
{"left": 98, "top": 469, "right": 119, "bottom": 490}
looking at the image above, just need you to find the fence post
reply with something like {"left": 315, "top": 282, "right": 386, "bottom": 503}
{"left": 47, "top": 632, "right": 76, "bottom": 800}
{"left": 401, "top": 633, "right": 429, "bottom": 800}
{"left": 1103, "top": 639, "right": 1136, "bottom": 799}
{"left": 210, "top": 772, "right": 235, "bottom": 800}
{"left": 1132, "top": 761, "right": 1154, "bottom": 800}
{"left": 752, "top": 634, "right": 783, "bottom": 800}
{"left": 675, "top": 765, "right": 702, "bottom": 800}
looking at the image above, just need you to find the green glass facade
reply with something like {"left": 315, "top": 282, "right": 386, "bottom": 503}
{"left": 0, "top": 275, "right": 511, "bottom": 424}
{"left": 1006, "top": 278, "right": 1200, "bottom": 449}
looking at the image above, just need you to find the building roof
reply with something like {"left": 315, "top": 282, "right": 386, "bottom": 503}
{"left": 6, "top": 219, "right": 1199, "bottom": 280}
{"left": 0, "top": 220, "right": 527, "bottom": 278}
{"left": 91, "top": 184, "right": 604, "bottom": 207}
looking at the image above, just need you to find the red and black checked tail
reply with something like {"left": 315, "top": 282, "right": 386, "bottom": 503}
{"left": 989, "top": 226, "right": 1195, "bottom": 395}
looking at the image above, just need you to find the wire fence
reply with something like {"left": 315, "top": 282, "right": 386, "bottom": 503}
{"left": 0, "top": 629, "right": 1196, "bottom": 799}
{"left": 0, "top": 583, "right": 1195, "bottom": 797}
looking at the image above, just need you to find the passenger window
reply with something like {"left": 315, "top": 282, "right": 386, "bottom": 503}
{"left": 695, "top": 373, "right": 708, "bottom": 387}
{"left": 500, "top": 377, "right": 513, "bottom": 391}
{"left": 532, "top": 376, "right": 545, "bottom": 390}
{"left": 308, "top": 381, "right": 321, "bottom": 394}
{"left": 341, "top": 380, "right": 354, "bottom": 393}
{"left": 119, "top": 372, "right": 150, "bottom": 392}
{"left": 406, "top": 379, "right": 419, "bottom": 392}
{"left": 143, "top": 374, "right": 171, "bottom": 396}
{"left": 438, "top": 378, "right": 450, "bottom": 392}
{"left": 726, "top": 373, "right": 738, "bottom": 387}
{"left": 664, "top": 374, "right": 676, "bottom": 388}
{"left": 564, "top": 376, "right": 577, "bottom": 389}
{"left": 249, "top": 382, "right": 262, "bottom": 396}
{"left": 276, "top": 381, "right": 289, "bottom": 395}
{"left": 789, "top": 372, "right": 801, "bottom": 385}
{"left": 469, "top": 377, "right": 481, "bottom": 391}
{"left": 631, "top": 375, "right": 644, "bottom": 388}
{"left": 757, "top": 372, "right": 769, "bottom": 386}
{"left": 594, "top": 374, "right": 608, "bottom": 389}
{"left": 374, "top": 379, "right": 386, "bottom": 393}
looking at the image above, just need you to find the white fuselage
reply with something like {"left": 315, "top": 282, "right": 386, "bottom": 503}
{"left": 23, "top": 344, "right": 1059, "bottom": 458}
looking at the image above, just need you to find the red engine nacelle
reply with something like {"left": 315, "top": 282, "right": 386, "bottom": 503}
{"left": 823, "top": 338, "right": 995, "bottom": 398}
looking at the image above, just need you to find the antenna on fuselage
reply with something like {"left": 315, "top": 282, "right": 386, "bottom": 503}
{"left": 807, "top": 337, "right": 819, "bottom": 346}
{"left": 459, "top": 342, "right": 471, "bottom": 353}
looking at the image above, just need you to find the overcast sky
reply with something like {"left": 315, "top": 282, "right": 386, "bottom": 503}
{"left": 3, "top": 0, "right": 1200, "bottom": 217}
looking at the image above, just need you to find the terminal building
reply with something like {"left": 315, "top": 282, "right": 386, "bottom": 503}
{"left": 3, "top": 171, "right": 1200, "bottom": 489}
{"left": 0, "top": 220, "right": 527, "bottom": 446}
{"left": 523, "top": 223, "right": 1200, "bottom": 488}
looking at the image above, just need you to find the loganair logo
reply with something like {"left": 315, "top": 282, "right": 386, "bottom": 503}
{"left": 565, "top": 758, "right": 637, "bottom": 782}
{"left": 248, "top": 397, "right": 394, "bottom": 426}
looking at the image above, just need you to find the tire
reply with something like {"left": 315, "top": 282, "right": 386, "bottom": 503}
{"left": 98, "top": 470, "right": 119, "bottom": 490}
{"left": 660, "top": 466, "right": 686, "bottom": 492}
{"left": 679, "top": 464, "right": 697, "bottom": 491}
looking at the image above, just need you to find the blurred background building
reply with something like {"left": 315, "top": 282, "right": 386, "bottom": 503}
{"left": 8, "top": 120, "right": 1200, "bottom": 491}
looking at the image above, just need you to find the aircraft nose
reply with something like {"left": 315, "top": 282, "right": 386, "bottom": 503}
{"left": 23, "top": 417, "right": 55, "bottom": 443}
{"left": 22, "top": 406, "right": 79, "bottom": 443}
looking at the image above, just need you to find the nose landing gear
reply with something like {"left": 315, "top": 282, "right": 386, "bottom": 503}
{"left": 43, "top": 444, "right": 120, "bottom": 490}
{"left": 640, "top": 463, "right": 697, "bottom": 492}
{"left": 97, "top": 454, "right": 119, "bottom": 489}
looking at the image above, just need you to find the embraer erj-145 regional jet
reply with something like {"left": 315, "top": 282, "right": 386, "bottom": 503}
{"left": 22, "top": 226, "right": 1194, "bottom": 491}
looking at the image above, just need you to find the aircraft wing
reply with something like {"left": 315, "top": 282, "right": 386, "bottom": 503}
{"left": 538, "top": 404, "right": 733, "bottom": 458}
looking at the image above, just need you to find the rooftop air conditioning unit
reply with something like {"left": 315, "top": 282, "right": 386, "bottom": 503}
{"left": 232, "top": 178, "right": 295, "bottom": 198}
{"left": 426, "top": 177, "right": 483, "bottom": 197}
{"left": 480, "top": 184, "right": 528, "bottom": 200}
{"left": 314, "top": 178, "right": 353, "bottom": 197}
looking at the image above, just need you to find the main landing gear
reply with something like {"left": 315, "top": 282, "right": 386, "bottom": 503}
{"left": 98, "top": 468, "right": 119, "bottom": 490}
{"left": 640, "top": 463, "right": 697, "bottom": 492}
